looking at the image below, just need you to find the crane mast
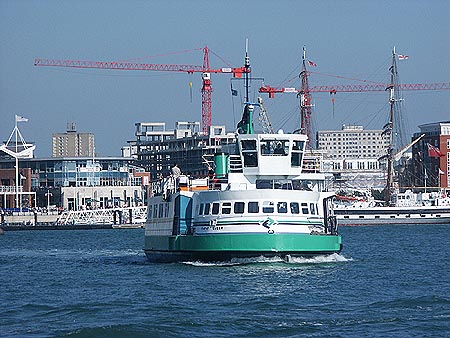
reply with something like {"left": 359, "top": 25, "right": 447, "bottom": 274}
{"left": 201, "top": 46, "right": 212, "bottom": 134}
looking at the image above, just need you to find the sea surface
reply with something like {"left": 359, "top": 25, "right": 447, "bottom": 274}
{"left": 1, "top": 224, "right": 450, "bottom": 338}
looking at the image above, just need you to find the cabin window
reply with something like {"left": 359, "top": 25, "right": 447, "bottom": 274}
{"left": 301, "top": 203, "right": 309, "bottom": 214}
{"left": 241, "top": 139, "right": 258, "bottom": 167}
{"left": 243, "top": 153, "right": 258, "bottom": 167}
{"left": 309, "top": 203, "right": 315, "bottom": 215}
{"left": 291, "top": 140, "right": 304, "bottom": 167}
{"left": 234, "top": 202, "right": 245, "bottom": 214}
{"left": 153, "top": 205, "right": 158, "bottom": 218}
{"left": 165, "top": 203, "right": 170, "bottom": 218}
{"left": 241, "top": 139, "right": 257, "bottom": 150}
{"left": 148, "top": 205, "right": 153, "bottom": 219}
{"left": 204, "top": 203, "right": 210, "bottom": 215}
{"left": 222, "top": 202, "right": 232, "bottom": 214}
{"left": 262, "top": 201, "right": 274, "bottom": 213}
{"left": 159, "top": 204, "right": 164, "bottom": 218}
{"left": 277, "top": 202, "right": 288, "bottom": 213}
{"left": 199, "top": 203, "right": 204, "bottom": 215}
{"left": 290, "top": 202, "right": 299, "bottom": 214}
{"left": 212, "top": 202, "right": 220, "bottom": 215}
{"left": 248, "top": 201, "right": 259, "bottom": 213}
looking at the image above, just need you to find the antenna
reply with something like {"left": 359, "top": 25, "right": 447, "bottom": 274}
{"left": 245, "top": 38, "right": 250, "bottom": 102}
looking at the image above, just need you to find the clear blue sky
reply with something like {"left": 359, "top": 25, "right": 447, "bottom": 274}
{"left": 1, "top": 0, "right": 449, "bottom": 157}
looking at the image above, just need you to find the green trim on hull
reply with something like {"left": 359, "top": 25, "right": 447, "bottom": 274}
{"left": 145, "top": 233, "right": 342, "bottom": 262}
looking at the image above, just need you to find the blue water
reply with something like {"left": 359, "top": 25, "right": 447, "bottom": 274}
{"left": 1, "top": 225, "right": 450, "bottom": 337}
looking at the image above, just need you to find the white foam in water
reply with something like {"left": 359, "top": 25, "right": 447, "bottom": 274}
{"left": 183, "top": 256, "right": 283, "bottom": 267}
{"left": 285, "top": 253, "right": 351, "bottom": 264}
{"left": 183, "top": 253, "right": 351, "bottom": 267}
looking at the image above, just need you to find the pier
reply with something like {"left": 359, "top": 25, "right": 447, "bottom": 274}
{"left": 1, "top": 206, "right": 147, "bottom": 230}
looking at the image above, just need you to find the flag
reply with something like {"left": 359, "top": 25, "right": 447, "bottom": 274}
{"left": 427, "top": 143, "right": 443, "bottom": 158}
{"left": 308, "top": 60, "right": 317, "bottom": 67}
{"left": 398, "top": 54, "right": 409, "bottom": 61}
{"left": 231, "top": 85, "right": 238, "bottom": 96}
{"left": 15, "top": 115, "right": 28, "bottom": 122}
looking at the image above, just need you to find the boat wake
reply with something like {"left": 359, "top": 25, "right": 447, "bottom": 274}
{"left": 284, "top": 253, "right": 351, "bottom": 264}
{"left": 182, "top": 253, "right": 351, "bottom": 267}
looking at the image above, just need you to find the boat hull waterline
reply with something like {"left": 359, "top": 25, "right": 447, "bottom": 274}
{"left": 144, "top": 232, "right": 342, "bottom": 262}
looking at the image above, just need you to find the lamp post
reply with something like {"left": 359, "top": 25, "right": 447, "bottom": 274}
{"left": 45, "top": 190, "right": 52, "bottom": 213}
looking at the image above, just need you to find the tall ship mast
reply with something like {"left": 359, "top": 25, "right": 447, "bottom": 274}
{"left": 334, "top": 48, "right": 450, "bottom": 225}
{"left": 385, "top": 48, "right": 397, "bottom": 205}
{"left": 385, "top": 47, "right": 408, "bottom": 205}
{"left": 300, "top": 47, "right": 314, "bottom": 149}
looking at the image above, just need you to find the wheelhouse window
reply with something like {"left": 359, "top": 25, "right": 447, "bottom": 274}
{"left": 222, "top": 202, "right": 232, "bottom": 214}
{"left": 262, "top": 201, "right": 274, "bottom": 213}
{"left": 248, "top": 201, "right": 259, "bottom": 213}
{"left": 260, "top": 139, "right": 288, "bottom": 156}
{"left": 291, "top": 140, "right": 304, "bottom": 167}
{"left": 234, "top": 202, "right": 245, "bottom": 214}
{"left": 241, "top": 139, "right": 258, "bottom": 167}
{"left": 153, "top": 205, "right": 158, "bottom": 218}
{"left": 199, "top": 203, "right": 204, "bottom": 215}
{"left": 256, "top": 179, "right": 294, "bottom": 190}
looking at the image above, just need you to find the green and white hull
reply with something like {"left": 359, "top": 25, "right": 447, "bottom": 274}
{"left": 145, "top": 232, "right": 342, "bottom": 262}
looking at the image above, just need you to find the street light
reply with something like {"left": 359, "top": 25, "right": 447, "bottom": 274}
{"left": 45, "top": 190, "right": 53, "bottom": 213}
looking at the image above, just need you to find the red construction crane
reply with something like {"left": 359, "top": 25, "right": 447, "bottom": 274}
{"left": 259, "top": 82, "right": 450, "bottom": 97}
{"left": 34, "top": 46, "right": 250, "bottom": 134}
{"left": 260, "top": 74, "right": 450, "bottom": 149}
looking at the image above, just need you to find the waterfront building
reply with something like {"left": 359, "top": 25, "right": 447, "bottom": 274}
{"left": 0, "top": 167, "right": 35, "bottom": 210}
{"left": 128, "top": 121, "right": 237, "bottom": 180}
{"left": 411, "top": 121, "right": 450, "bottom": 189}
{"left": 0, "top": 156, "right": 150, "bottom": 210}
{"left": 317, "top": 125, "right": 389, "bottom": 189}
{"left": 52, "top": 122, "right": 95, "bottom": 157}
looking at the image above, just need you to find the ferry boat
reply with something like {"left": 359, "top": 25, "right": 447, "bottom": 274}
{"left": 143, "top": 127, "right": 341, "bottom": 262}
{"left": 143, "top": 46, "right": 342, "bottom": 262}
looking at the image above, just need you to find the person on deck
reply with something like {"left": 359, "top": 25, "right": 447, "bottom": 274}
{"left": 171, "top": 163, "right": 181, "bottom": 178}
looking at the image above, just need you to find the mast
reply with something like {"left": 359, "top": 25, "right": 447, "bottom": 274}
{"left": 300, "top": 47, "right": 314, "bottom": 149}
{"left": 0, "top": 115, "right": 35, "bottom": 209}
{"left": 236, "top": 39, "right": 254, "bottom": 134}
{"left": 385, "top": 47, "right": 398, "bottom": 205}
{"left": 244, "top": 38, "right": 250, "bottom": 103}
